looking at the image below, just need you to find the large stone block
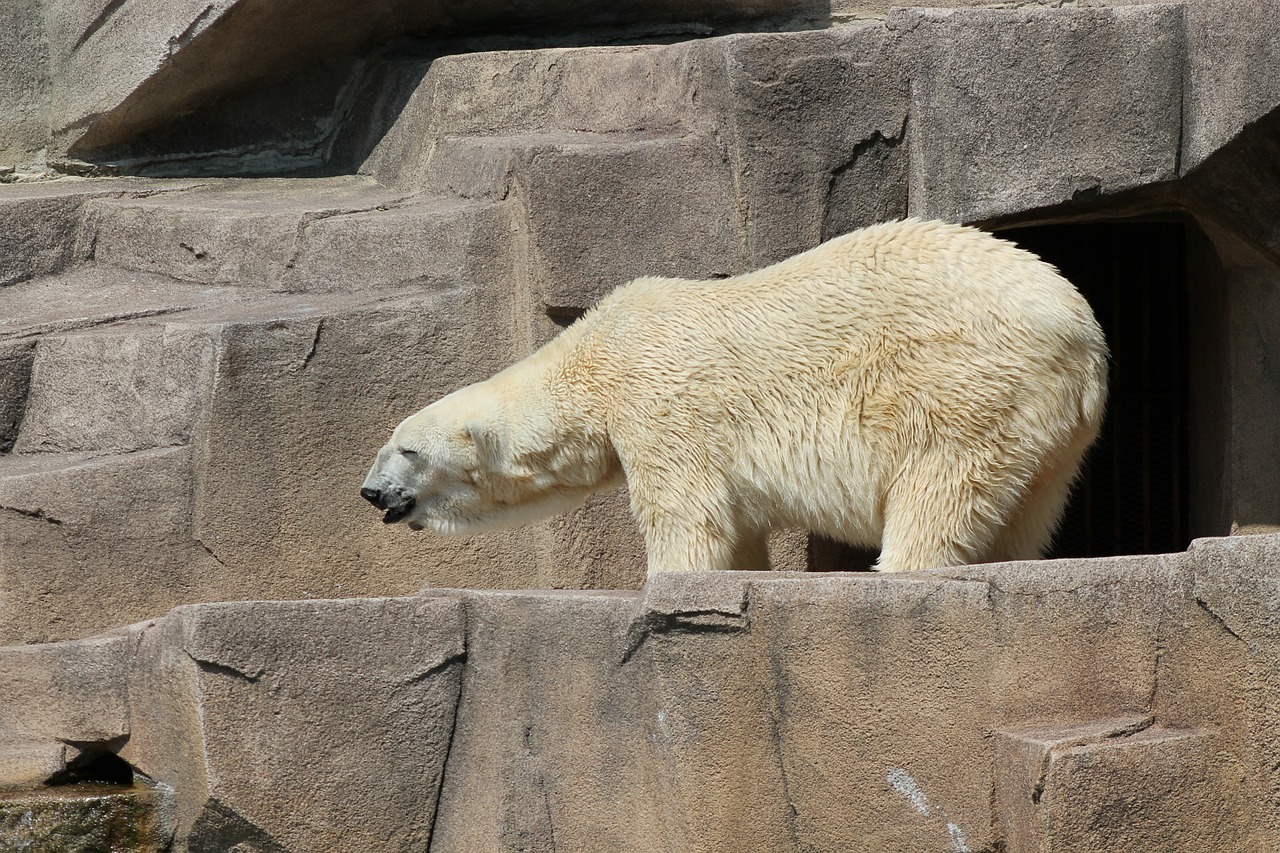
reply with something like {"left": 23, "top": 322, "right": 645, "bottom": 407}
{"left": 896, "top": 5, "right": 1183, "bottom": 223}
{"left": 0, "top": 179, "right": 204, "bottom": 286}
{"left": 363, "top": 42, "right": 717, "bottom": 189}
{"left": 51, "top": 0, "right": 822, "bottom": 162}
{"left": 85, "top": 177, "right": 516, "bottom": 291}
{"left": 516, "top": 134, "right": 744, "bottom": 314}
{"left": 1169, "top": 0, "right": 1280, "bottom": 173}
{"left": 710, "top": 27, "right": 910, "bottom": 266}
{"left": 85, "top": 177, "right": 397, "bottom": 287}
{"left": 122, "top": 596, "right": 465, "bottom": 851}
{"left": 14, "top": 324, "right": 215, "bottom": 454}
{"left": 0, "top": 447, "right": 210, "bottom": 645}
{"left": 0, "top": 339, "right": 33, "bottom": 453}
{"left": 1189, "top": 533, "right": 1280, "bottom": 641}
{"left": 995, "top": 720, "right": 1242, "bottom": 853}
{"left": 288, "top": 196, "right": 516, "bottom": 292}
{"left": 745, "top": 573, "right": 996, "bottom": 852}
{"left": 429, "top": 589, "right": 657, "bottom": 852}
{"left": 0, "top": 0, "right": 49, "bottom": 171}
{"left": 0, "top": 264, "right": 216, "bottom": 340}
{"left": 937, "top": 554, "right": 1188, "bottom": 726}
{"left": 0, "top": 635, "right": 132, "bottom": 786}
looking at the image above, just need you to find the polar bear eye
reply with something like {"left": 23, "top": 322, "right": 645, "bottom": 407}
{"left": 398, "top": 447, "right": 418, "bottom": 458}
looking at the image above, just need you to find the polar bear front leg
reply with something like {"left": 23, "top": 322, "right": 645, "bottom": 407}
{"left": 622, "top": 444, "right": 767, "bottom": 573}
{"left": 629, "top": 479, "right": 759, "bottom": 572}
{"left": 640, "top": 517, "right": 765, "bottom": 573}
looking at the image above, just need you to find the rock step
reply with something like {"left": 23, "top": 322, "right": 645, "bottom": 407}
{"left": 0, "top": 266, "right": 464, "bottom": 455}
{"left": 83, "top": 176, "right": 515, "bottom": 291}
{"left": 0, "top": 266, "right": 491, "bottom": 455}
{"left": 0, "top": 178, "right": 203, "bottom": 287}
{"left": 0, "top": 446, "right": 208, "bottom": 646}
{"left": 417, "top": 131, "right": 747, "bottom": 314}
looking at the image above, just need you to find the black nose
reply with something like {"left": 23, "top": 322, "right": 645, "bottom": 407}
{"left": 360, "top": 487, "right": 383, "bottom": 508}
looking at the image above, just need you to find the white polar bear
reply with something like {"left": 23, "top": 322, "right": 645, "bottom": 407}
{"left": 362, "top": 219, "right": 1107, "bottom": 573}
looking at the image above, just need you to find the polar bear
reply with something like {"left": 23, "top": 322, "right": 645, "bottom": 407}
{"left": 361, "top": 219, "right": 1107, "bottom": 573}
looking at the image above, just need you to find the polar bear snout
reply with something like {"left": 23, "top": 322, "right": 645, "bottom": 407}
{"left": 359, "top": 483, "right": 417, "bottom": 525}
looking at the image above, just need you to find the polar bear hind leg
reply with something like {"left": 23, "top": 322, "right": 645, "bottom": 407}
{"left": 875, "top": 448, "right": 1036, "bottom": 573}
{"left": 981, "top": 426, "right": 1097, "bottom": 564}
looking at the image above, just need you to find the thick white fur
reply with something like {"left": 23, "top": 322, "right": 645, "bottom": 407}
{"left": 365, "top": 219, "right": 1108, "bottom": 573}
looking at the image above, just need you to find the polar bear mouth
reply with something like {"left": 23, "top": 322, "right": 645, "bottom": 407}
{"left": 381, "top": 500, "right": 416, "bottom": 525}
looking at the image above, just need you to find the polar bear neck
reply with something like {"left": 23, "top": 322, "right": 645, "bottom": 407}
{"left": 483, "top": 328, "right": 623, "bottom": 494}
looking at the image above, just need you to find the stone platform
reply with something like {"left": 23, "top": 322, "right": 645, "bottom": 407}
{"left": 4, "top": 534, "right": 1278, "bottom": 851}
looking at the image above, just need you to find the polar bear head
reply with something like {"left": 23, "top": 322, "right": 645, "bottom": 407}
{"left": 361, "top": 378, "right": 622, "bottom": 536}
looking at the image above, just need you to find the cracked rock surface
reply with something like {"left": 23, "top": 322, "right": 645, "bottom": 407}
{"left": 4, "top": 542, "right": 1280, "bottom": 851}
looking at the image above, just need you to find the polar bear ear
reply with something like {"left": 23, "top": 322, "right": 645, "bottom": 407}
{"left": 464, "top": 418, "right": 503, "bottom": 468}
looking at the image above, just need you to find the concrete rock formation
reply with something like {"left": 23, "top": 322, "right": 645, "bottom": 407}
{"left": 4, "top": 536, "right": 1280, "bottom": 850}
{"left": 3, "top": 0, "right": 1280, "bottom": 849}
{"left": 2, "top": 1, "right": 1280, "bottom": 644}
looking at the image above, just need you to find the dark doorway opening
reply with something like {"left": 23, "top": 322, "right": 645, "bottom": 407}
{"left": 999, "top": 220, "right": 1191, "bottom": 559}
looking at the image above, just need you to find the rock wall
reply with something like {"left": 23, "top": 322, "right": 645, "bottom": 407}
{"left": 3, "top": 3, "right": 1280, "bottom": 644}
{"left": 5, "top": 534, "right": 1280, "bottom": 851}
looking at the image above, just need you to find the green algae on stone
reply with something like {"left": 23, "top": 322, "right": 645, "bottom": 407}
{"left": 0, "top": 784, "right": 168, "bottom": 853}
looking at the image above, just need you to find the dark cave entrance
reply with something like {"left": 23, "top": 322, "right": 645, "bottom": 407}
{"left": 1000, "top": 220, "right": 1191, "bottom": 560}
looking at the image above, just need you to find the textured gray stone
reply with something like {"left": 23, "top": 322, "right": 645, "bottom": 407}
{"left": 0, "top": 447, "right": 208, "bottom": 645}
{"left": 49, "top": 0, "right": 823, "bottom": 163}
{"left": 517, "top": 134, "right": 743, "bottom": 314}
{"left": 938, "top": 554, "right": 1188, "bottom": 725}
{"left": 0, "top": 340, "right": 33, "bottom": 453}
{"left": 428, "top": 589, "right": 650, "bottom": 853}
{"left": 82, "top": 177, "right": 518, "bottom": 292}
{"left": 0, "top": 179, "right": 205, "bottom": 287}
{"left": 0, "top": 634, "right": 132, "bottom": 787}
{"left": 712, "top": 27, "right": 910, "bottom": 265}
{"left": 0, "top": 0, "right": 50, "bottom": 172}
{"left": 1164, "top": 0, "right": 1280, "bottom": 173}
{"left": 995, "top": 721, "right": 1241, "bottom": 853}
{"left": 122, "top": 596, "right": 464, "bottom": 852}
{"left": 0, "top": 636, "right": 130, "bottom": 745}
{"left": 13, "top": 324, "right": 215, "bottom": 454}
{"left": 896, "top": 5, "right": 1184, "bottom": 223}
{"left": 2, "top": 551, "right": 1278, "bottom": 849}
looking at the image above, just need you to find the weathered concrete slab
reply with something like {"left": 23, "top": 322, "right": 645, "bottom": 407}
{"left": 4, "top": 551, "right": 1279, "bottom": 849}
{"left": 14, "top": 325, "right": 215, "bottom": 454}
{"left": 0, "top": 340, "right": 33, "bottom": 453}
{"left": 50, "top": 0, "right": 824, "bottom": 163}
{"left": 420, "top": 559, "right": 1272, "bottom": 851}
{"left": 0, "top": 266, "right": 220, "bottom": 341}
{"left": 83, "top": 177, "right": 516, "bottom": 291}
{"left": 515, "top": 134, "right": 743, "bottom": 314}
{"left": 428, "top": 589, "right": 655, "bottom": 852}
{"left": 122, "top": 596, "right": 465, "bottom": 852}
{"left": 0, "top": 0, "right": 49, "bottom": 172}
{"left": 711, "top": 27, "right": 910, "bottom": 266}
{"left": 995, "top": 720, "right": 1238, "bottom": 853}
{"left": 745, "top": 573, "right": 995, "bottom": 852}
{"left": 1169, "top": 0, "right": 1280, "bottom": 172}
{"left": 896, "top": 5, "right": 1184, "bottom": 223}
{"left": 0, "top": 447, "right": 208, "bottom": 645}
{"left": 0, "top": 179, "right": 199, "bottom": 287}
{"left": 0, "top": 635, "right": 132, "bottom": 787}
